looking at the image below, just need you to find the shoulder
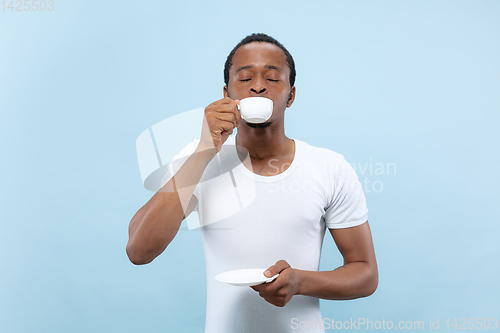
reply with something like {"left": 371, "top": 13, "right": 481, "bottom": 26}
{"left": 294, "top": 139, "right": 358, "bottom": 183}
{"left": 295, "top": 139, "right": 346, "bottom": 164}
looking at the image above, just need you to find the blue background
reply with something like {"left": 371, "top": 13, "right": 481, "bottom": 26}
{"left": 1, "top": 0, "right": 499, "bottom": 332}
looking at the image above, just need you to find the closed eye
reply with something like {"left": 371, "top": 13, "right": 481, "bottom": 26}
{"left": 268, "top": 79, "right": 279, "bottom": 82}
{"left": 240, "top": 79, "right": 251, "bottom": 82}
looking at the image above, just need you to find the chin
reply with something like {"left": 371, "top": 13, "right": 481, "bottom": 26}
{"left": 245, "top": 121, "right": 272, "bottom": 129}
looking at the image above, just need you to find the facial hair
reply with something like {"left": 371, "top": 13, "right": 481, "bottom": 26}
{"left": 245, "top": 120, "right": 272, "bottom": 129}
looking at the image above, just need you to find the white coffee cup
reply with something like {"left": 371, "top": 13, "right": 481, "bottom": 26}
{"left": 237, "top": 97, "right": 273, "bottom": 124}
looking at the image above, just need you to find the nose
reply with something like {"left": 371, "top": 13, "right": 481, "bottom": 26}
{"left": 250, "top": 86, "right": 267, "bottom": 94}
{"left": 249, "top": 77, "right": 267, "bottom": 95}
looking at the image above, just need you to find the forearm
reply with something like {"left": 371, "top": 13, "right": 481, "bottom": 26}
{"left": 295, "top": 261, "right": 378, "bottom": 300}
{"left": 126, "top": 146, "right": 216, "bottom": 264}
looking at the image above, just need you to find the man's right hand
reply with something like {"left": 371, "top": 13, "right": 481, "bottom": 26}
{"left": 198, "top": 97, "right": 241, "bottom": 153}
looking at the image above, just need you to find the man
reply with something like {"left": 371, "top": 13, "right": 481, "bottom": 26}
{"left": 127, "top": 33, "right": 378, "bottom": 332}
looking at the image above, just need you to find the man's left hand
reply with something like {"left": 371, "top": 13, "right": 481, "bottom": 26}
{"left": 250, "top": 260, "right": 301, "bottom": 307}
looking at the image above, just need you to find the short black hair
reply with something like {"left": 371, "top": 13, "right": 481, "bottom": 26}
{"left": 224, "top": 33, "right": 296, "bottom": 88}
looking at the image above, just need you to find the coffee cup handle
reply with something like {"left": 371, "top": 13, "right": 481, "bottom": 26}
{"left": 237, "top": 104, "right": 243, "bottom": 119}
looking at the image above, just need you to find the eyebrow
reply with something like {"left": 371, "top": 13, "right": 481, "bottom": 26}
{"left": 235, "top": 64, "right": 283, "bottom": 73}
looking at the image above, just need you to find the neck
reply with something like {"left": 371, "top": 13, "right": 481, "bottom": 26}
{"left": 235, "top": 120, "right": 292, "bottom": 159}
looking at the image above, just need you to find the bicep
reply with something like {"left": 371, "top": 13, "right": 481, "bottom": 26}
{"left": 329, "top": 221, "right": 377, "bottom": 266}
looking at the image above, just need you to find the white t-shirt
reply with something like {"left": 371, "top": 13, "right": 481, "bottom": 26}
{"left": 163, "top": 135, "right": 368, "bottom": 333}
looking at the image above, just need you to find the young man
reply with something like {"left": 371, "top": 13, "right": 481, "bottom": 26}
{"left": 127, "top": 33, "right": 378, "bottom": 332}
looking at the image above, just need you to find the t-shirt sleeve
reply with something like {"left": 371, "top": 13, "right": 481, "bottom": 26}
{"left": 323, "top": 155, "right": 368, "bottom": 229}
{"left": 159, "top": 140, "right": 200, "bottom": 211}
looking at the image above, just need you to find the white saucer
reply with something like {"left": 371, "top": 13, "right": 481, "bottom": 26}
{"left": 215, "top": 268, "right": 279, "bottom": 287}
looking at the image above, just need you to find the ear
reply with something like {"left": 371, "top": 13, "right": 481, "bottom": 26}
{"left": 286, "top": 86, "right": 296, "bottom": 108}
{"left": 223, "top": 85, "right": 229, "bottom": 98}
